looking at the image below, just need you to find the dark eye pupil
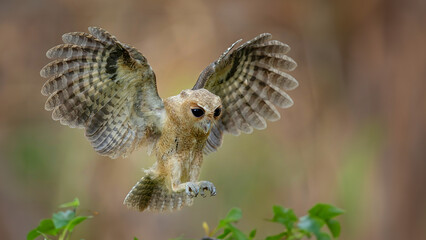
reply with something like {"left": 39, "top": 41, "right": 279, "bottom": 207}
{"left": 191, "top": 108, "right": 204, "bottom": 117}
{"left": 214, "top": 107, "right": 222, "bottom": 117}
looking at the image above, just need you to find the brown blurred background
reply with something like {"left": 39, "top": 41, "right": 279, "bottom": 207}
{"left": 0, "top": 0, "right": 425, "bottom": 239}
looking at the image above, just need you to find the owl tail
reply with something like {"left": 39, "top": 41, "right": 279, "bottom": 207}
{"left": 123, "top": 174, "right": 194, "bottom": 212}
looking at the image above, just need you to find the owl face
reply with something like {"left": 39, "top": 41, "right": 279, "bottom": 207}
{"left": 165, "top": 89, "right": 222, "bottom": 135}
{"left": 184, "top": 89, "right": 222, "bottom": 135}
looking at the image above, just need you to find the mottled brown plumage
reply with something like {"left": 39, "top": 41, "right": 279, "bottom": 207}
{"left": 41, "top": 27, "right": 298, "bottom": 212}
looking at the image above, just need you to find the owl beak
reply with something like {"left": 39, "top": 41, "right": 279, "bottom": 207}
{"left": 202, "top": 120, "right": 212, "bottom": 134}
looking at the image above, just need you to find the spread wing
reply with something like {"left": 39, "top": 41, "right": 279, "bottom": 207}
{"left": 193, "top": 33, "right": 298, "bottom": 153}
{"left": 41, "top": 27, "right": 165, "bottom": 158}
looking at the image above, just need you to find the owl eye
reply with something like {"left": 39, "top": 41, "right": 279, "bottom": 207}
{"left": 214, "top": 107, "right": 222, "bottom": 117}
{"left": 191, "top": 108, "right": 205, "bottom": 117}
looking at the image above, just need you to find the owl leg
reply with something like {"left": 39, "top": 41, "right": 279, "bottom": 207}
{"left": 169, "top": 156, "right": 215, "bottom": 198}
{"left": 189, "top": 156, "right": 216, "bottom": 197}
{"left": 171, "top": 182, "right": 199, "bottom": 197}
{"left": 171, "top": 181, "right": 215, "bottom": 198}
{"left": 173, "top": 181, "right": 215, "bottom": 197}
{"left": 169, "top": 159, "right": 199, "bottom": 197}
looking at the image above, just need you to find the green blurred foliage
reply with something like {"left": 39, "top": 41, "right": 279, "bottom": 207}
{"left": 27, "top": 198, "right": 91, "bottom": 240}
{"left": 28, "top": 200, "right": 344, "bottom": 240}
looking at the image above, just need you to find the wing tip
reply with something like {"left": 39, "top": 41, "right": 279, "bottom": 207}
{"left": 61, "top": 33, "right": 73, "bottom": 44}
{"left": 287, "top": 78, "right": 299, "bottom": 90}
{"left": 260, "top": 32, "right": 272, "bottom": 38}
{"left": 39, "top": 67, "right": 47, "bottom": 78}
{"left": 283, "top": 72, "right": 299, "bottom": 90}
{"left": 282, "top": 98, "right": 294, "bottom": 109}
{"left": 45, "top": 45, "right": 59, "bottom": 59}
{"left": 40, "top": 83, "right": 50, "bottom": 96}
{"left": 88, "top": 26, "right": 104, "bottom": 36}
{"left": 287, "top": 58, "right": 298, "bottom": 71}
{"left": 218, "top": 38, "right": 243, "bottom": 63}
{"left": 256, "top": 33, "right": 272, "bottom": 42}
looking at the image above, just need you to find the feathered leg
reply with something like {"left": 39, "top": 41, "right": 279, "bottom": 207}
{"left": 170, "top": 153, "right": 216, "bottom": 197}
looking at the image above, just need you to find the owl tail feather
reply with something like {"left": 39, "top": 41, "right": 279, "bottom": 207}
{"left": 123, "top": 174, "right": 193, "bottom": 212}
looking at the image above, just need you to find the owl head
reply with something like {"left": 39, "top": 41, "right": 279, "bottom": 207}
{"left": 165, "top": 89, "right": 222, "bottom": 136}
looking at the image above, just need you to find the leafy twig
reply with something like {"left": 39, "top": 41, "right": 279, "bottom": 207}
{"left": 27, "top": 198, "right": 92, "bottom": 240}
{"left": 197, "top": 203, "right": 344, "bottom": 240}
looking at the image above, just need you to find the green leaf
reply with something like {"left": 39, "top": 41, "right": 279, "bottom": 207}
{"left": 217, "top": 208, "right": 242, "bottom": 228}
{"left": 27, "top": 219, "right": 59, "bottom": 240}
{"left": 308, "top": 204, "right": 344, "bottom": 220}
{"left": 227, "top": 224, "right": 249, "bottom": 240}
{"left": 38, "top": 219, "right": 59, "bottom": 235}
{"left": 265, "top": 232, "right": 286, "bottom": 240}
{"left": 249, "top": 229, "right": 256, "bottom": 239}
{"left": 66, "top": 216, "right": 90, "bottom": 232}
{"left": 224, "top": 208, "right": 242, "bottom": 222}
{"left": 298, "top": 215, "right": 325, "bottom": 236}
{"left": 215, "top": 208, "right": 246, "bottom": 240}
{"left": 271, "top": 205, "right": 298, "bottom": 231}
{"left": 134, "top": 238, "right": 139, "bottom": 240}
{"left": 59, "top": 198, "right": 80, "bottom": 208}
{"left": 299, "top": 215, "right": 336, "bottom": 240}
{"left": 26, "top": 229, "right": 41, "bottom": 240}
{"left": 217, "top": 228, "right": 231, "bottom": 239}
{"left": 317, "top": 232, "right": 331, "bottom": 240}
{"left": 325, "top": 219, "right": 341, "bottom": 238}
{"left": 52, "top": 210, "right": 75, "bottom": 229}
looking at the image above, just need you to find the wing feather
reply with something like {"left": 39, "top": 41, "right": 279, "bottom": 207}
{"left": 41, "top": 27, "right": 165, "bottom": 158}
{"left": 193, "top": 33, "right": 298, "bottom": 153}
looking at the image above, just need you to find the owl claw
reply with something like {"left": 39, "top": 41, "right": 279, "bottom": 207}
{"left": 183, "top": 181, "right": 216, "bottom": 198}
{"left": 185, "top": 182, "right": 199, "bottom": 197}
{"left": 198, "top": 181, "right": 216, "bottom": 197}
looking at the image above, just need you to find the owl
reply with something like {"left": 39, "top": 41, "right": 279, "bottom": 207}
{"left": 40, "top": 27, "right": 298, "bottom": 212}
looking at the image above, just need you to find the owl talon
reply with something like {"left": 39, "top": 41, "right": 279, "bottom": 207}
{"left": 185, "top": 182, "right": 199, "bottom": 197}
{"left": 198, "top": 181, "right": 216, "bottom": 197}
